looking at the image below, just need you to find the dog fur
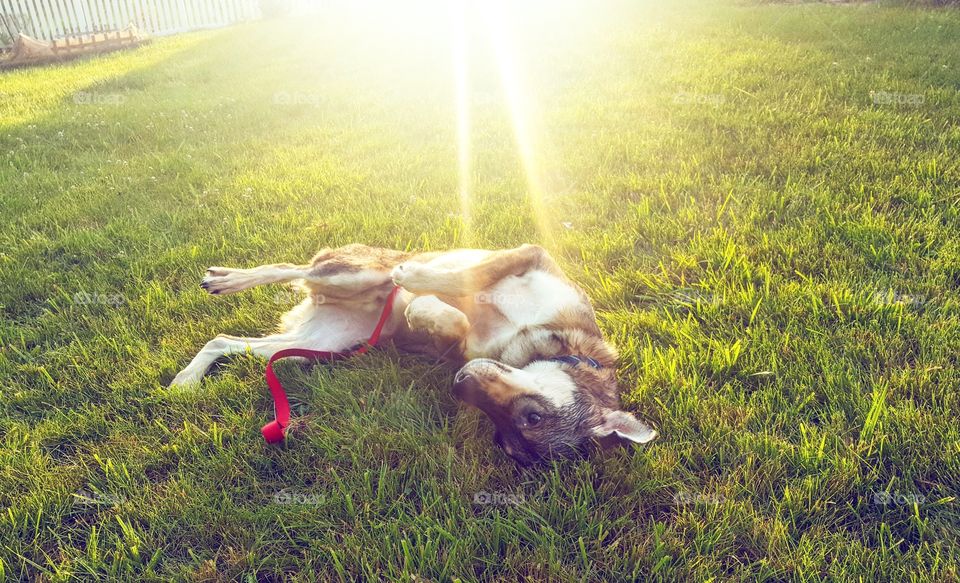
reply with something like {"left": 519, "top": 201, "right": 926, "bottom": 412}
{"left": 172, "top": 244, "right": 656, "bottom": 464}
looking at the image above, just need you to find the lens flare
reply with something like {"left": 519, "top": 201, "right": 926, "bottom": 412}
{"left": 451, "top": 0, "right": 473, "bottom": 245}
{"left": 482, "top": 0, "right": 555, "bottom": 247}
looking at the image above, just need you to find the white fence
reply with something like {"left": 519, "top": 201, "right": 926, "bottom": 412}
{"left": 0, "top": 0, "right": 263, "bottom": 46}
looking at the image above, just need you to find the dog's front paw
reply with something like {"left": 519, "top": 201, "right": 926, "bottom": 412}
{"left": 391, "top": 262, "right": 439, "bottom": 293}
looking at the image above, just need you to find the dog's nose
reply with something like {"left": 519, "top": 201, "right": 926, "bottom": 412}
{"left": 452, "top": 367, "right": 473, "bottom": 400}
{"left": 452, "top": 369, "right": 476, "bottom": 402}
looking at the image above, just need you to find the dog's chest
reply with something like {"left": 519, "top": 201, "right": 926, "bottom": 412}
{"left": 464, "top": 270, "right": 582, "bottom": 359}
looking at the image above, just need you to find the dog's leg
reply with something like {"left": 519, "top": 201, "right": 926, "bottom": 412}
{"left": 202, "top": 245, "right": 412, "bottom": 297}
{"left": 391, "top": 244, "right": 558, "bottom": 296}
{"left": 201, "top": 264, "right": 310, "bottom": 295}
{"left": 404, "top": 295, "right": 470, "bottom": 342}
{"left": 201, "top": 262, "right": 391, "bottom": 297}
{"left": 171, "top": 299, "right": 386, "bottom": 387}
{"left": 170, "top": 333, "right": 301, "bottom": 386}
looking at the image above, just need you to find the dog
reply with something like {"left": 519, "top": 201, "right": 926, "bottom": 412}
{"left": 172, "top": 244, "right": 657, "bottom": 464}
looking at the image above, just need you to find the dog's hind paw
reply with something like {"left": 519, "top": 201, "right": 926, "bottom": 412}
{"left": 169, "top": 369, "right": 204, "bottom": 388}
{"left": 405, "top": 295, "right": 469, "bottom": 338}
{"left": 200, "top": 267, "right": 251, "bottom": 295}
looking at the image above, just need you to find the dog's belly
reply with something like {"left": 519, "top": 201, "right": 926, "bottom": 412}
{"left": 463, "top": 271, "right": 583, "bottom": 362}
{"left": 282, "top": 299, "right": 388, "bottom": 351}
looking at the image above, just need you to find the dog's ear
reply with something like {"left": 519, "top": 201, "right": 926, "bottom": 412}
{"left": 592, "top": 409, "right": 657, "bottom": 445}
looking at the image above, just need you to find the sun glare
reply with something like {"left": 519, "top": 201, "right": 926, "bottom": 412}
{"left": 340, "top": 0, "right": 560, "bottom": 247}
{"left": 484, "top": 1, "right": 555, "bottom": 247}
{"left": 451, "top": 0, "right": 473, "bottom": 245}
{"left": 446, "top": 0, "right": 555, "bottom": 248}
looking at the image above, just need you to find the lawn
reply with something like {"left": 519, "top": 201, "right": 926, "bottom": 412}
{"left": 2, "top": 0, "right": 960, "bottom": 580}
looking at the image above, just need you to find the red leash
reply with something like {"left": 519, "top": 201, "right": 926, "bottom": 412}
{"left": 260, "top": 285, "right": 402, "bottom": 444}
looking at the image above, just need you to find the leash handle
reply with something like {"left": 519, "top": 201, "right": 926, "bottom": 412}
{"left": 261, "top": 285, "right": 402, "bottom": 444}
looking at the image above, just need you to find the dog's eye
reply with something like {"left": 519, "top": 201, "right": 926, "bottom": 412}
{"left": 526, "top": 413, "right": 542, "bottom": 426}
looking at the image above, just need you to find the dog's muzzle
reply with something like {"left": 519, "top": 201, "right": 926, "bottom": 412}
{"left": 452, "top": 359, "right": 514, "bottom": 413}
{"left": 452, "top": 361, "right": 501, "bottom": 407}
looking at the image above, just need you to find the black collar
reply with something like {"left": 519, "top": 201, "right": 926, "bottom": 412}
{"left": 548, "top": 355, "right": 603, "bottom": 369}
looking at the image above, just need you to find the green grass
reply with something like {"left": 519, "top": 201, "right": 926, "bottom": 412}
{"left": 2, "top": 0, "right": 960, "bottom": 579}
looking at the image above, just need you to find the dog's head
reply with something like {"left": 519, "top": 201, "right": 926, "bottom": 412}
{"left": 452, "top": 358, "right": 657, "bottom": 464}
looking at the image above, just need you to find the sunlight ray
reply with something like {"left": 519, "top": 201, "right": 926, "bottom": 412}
{"left": 451, "top": 0, "right": 473, "bottom": 246}
{"left": 483, "top": 0, "right": 555, "bottom": 248}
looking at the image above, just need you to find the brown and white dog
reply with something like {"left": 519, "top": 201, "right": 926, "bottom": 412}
{"left": 172, "top": 244, "right": 657, "bottom": 464}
